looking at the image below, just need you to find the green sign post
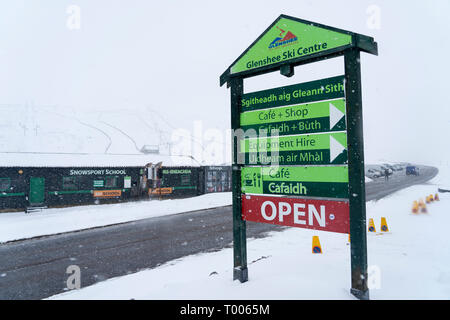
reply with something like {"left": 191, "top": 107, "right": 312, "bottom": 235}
{"left": 240, "top": 76, "right": 345, "bottom": 112}
{"left": 220, "top": 14, "right": 377, "bottom": 300}
{"left": 241, "top": 131, "right": 348, "bottom": 165}
{"left": 229, "top": 17, "right": 353, "bottom": 75}
{"left": 241, "top": 97, "right": 347, "bottom": 137}
{"left": 241, "top": 166, "right": 349, "bottom": 198}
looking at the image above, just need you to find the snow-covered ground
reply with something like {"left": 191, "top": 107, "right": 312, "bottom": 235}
{"left": 48, "top": 165, "right": 450, "bottom": 300}
{"left": 0, "top": 192, "right": 231, "bottom": 243}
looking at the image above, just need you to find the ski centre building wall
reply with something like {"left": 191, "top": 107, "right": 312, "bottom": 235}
{"left": 149, "top": 166, "right": 232, "bottom": 197}
{"left": 151, "top": 166, "right": 203, "bottom": 197}
{"left": 0, "top": 165, "right": 232, "bottom": 211}
{"left": 0, "top": 166, "right": 145, "bottom": 210}
{"left": 204, "top": 166, "right": 232, "bottom": 193}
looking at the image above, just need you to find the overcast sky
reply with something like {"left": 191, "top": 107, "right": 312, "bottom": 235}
{"left": 1, "top": 0, "right": 449, "bottom": 164}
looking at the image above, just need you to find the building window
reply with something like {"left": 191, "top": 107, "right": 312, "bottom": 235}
{"left": 93, "top": 179, "right": 104, "bottom": 188}
{"left": 62, "top": 177, "right": 78, "bottom": 190}
{"left": 78, "top": 176, "right": 91, "bottom": 189}
{"left": 180, "top": 174, "right": 191, "bottom": 185}
{"left": 105, "top": 176, "right": 118, "bottom": 188}
{"left": 0, "top": 178, "right": 11, "bottom": 191}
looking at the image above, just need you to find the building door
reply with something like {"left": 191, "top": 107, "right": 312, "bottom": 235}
{"left": 29, "top": 177, "right": 45, "bottom": 205}
{"left": 198, "top": 169, "right": 205, "bottom": 195}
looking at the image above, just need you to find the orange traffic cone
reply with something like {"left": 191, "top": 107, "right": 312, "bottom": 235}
{"left": 380, "top": 217, "right": 389, "bottom": 232}
{"left": 368, "top": 218, "right": 376, "bottom": 232}
{"left": 312, "top": 236, "right": 322, "bottom": 254}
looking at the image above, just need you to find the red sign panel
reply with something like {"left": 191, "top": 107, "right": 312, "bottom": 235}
{"left": 242, "top": 195, "right": 349, "bottom": 234}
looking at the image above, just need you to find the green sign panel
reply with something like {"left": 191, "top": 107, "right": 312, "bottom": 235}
{"left": 240, "top": 132, "right": 347, "bottom": 165}
{"left": 221, "top": 14, "right": 378, "bottom": 297}
{"left": 241, "top": 166, "right": 349, "bottom": 198}
{"left": 93, "top": 180, "right": 104, "bottom": 187}
{"left": 230, "top": 17, "right": 352, "bottom": 75}
{"left": 241, "top": 76, "right": 344, "bottom": 112}
{"left": 241, "top": 98, "right": 346, "bottom": 137}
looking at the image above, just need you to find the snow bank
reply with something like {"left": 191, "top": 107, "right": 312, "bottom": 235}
{"left": 0, "top": 192, "right": 231, "bottom": 243}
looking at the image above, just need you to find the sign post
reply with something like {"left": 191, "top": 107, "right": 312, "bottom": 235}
{"left": 230, "top": 77, "right": 248, "bottom": 282}
{"left": 220, "top": 14, "right": 377, "bottom": 299}
{"left": 345, "top": 48, "right": 369, "bottom": 299}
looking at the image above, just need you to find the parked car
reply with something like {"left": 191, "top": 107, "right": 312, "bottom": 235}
{"left": 367, "top": 169, "right": 383, "bottom": 178}
{"left": 367, "top": 169, "right": 376, "bottom": 177}
{"left": 377, "top": 170, "right": 386, "bottom": 177}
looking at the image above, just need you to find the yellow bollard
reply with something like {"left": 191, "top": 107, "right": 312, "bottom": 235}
{"left": 429, "top": 194, "right": 434, "bottom": 202}
{"left": 425, "top": 195, "right": 431, "bottom": 204}
{"left": 412, "top": 201, "right": 419, "bottom": 214}
{"left": 380, "top": 217, "right": 389, "bottom": 232}
{"left": 312, "top": 236, "right": 322, "bottom": 254}
{"left": 368, "top": 218, "right": 376, "bottom": 232}
{"left": 435, "top": 193, "right": 440, "bottom": 201}
{"left": 420, "top": 202, "right": 428, "bottom": 214}
{"left": 418, "top": 199, "right": 425, "bottom": 208}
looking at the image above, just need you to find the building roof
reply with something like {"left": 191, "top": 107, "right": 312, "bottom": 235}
{"left": 0, "top": 153, "right": 228, "bottom": 168}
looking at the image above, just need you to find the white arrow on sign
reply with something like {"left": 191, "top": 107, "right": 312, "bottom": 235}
{"left": 329, "top": 102, "right": 345, "bottom": 129}
{"left": 330, "top": 135, "right": 346, "bottom": 162}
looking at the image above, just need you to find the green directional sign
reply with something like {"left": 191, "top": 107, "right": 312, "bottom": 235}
{"left": 241, "top": 166, "right": 349, "bottom": 198}
{"left": 240, "top": 132, "right": 347, "bottom": 165}
{"left": 241, "top": 98, "right": 346, "bottom": 137}
{"left": 221, "top": 14, "right": 378, "bottom": 298}
{"left": 230, "top": 17, "right": 352, "bottom": 75}
{"left": 241, "top": 76, "right": 344, "bottom": 112}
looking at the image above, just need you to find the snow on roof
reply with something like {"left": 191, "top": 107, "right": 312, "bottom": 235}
{"left": 0, "top": 153, "right": 223, "bottom": 167}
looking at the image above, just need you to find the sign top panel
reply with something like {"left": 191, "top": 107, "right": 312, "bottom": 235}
{"left": 220, "top": 15, "right": 377, "bottom": 86}
{"left": 231, "top": 17, "right": 352, "bottom": 74}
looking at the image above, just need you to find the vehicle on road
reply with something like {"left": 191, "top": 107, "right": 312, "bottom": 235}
{"left": 406, "top": 165, "right": 420, "bottom": 176}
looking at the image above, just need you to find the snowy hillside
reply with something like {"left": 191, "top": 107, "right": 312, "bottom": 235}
{"left": 0, "top": 103, "right": 230, "bottom": 166}
{"left": 0, "top": 104, "right": 173, "bottom": 155}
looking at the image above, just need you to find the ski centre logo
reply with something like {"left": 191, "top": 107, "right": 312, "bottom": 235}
{"left": 268, "top": 26, "right": 298, "bottom": 49}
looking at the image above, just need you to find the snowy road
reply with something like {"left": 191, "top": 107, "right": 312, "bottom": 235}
{"left": 365, "top": 165, "right": 438, "bottom": 201}
{"left": 0, "top": 165, "right": 438, "bottom": 299}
